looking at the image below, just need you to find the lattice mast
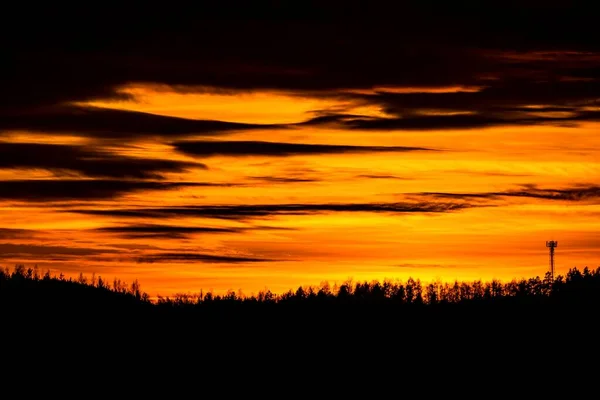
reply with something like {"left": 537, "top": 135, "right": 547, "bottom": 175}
{"left": 546, "top": 241, "right": 558, "bottom": 280}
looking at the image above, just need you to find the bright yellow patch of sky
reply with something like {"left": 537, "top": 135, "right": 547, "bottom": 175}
{"left": 80, "top": 84, "right": 392, "bottom": 123}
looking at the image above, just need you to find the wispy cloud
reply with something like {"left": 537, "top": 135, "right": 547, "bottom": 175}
{"left": 302, "top": 109, "right": 600, "bottom": 131}
{"left": 248, "top": 176, "right": 320, "bottom": 183}
{"left": 0, "top": 106, "right": 285, "bottom": 138}
{"left": 173, "top": 140, "right": 434, "bottom": 157}
{"left": 136, "top": 253, "right": 274, "bottom": 263}
{"left": 0, "top": 228, "right": 37, "bottom": 239}
{"left": 0, "top": 180, "right": 218, "bottom": 201}
{"left": 95, "top": 224, "right": 242, "bottom": 239}
{"left": 0, "top": 243, "right": 119, "bottom": 258}
{"left": 355, "top": 174, "right": 410, "bottom": 180}
{"left": 0, "top": 142, "right": 204, "bottom": 179}
{"left": 69, "top": 201, "right": 475, "bottom": 221}
{"left": 419, "top": 184, "right": 600, "bottom": 202}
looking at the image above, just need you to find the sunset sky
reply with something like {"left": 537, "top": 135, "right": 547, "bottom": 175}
{"left": 2, "top": 3, "right": 599, "bottom": 296}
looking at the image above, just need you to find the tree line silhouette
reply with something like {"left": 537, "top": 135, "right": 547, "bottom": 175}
{"left": 3, "top": 263, "right": 599, "bottom": 366}
{"left": 3, "top": 263, "right": 600, "bottom": 310}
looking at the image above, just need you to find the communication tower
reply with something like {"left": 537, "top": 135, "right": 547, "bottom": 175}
{"left": 546, "top": 240, "right": 558, "bottom": 280}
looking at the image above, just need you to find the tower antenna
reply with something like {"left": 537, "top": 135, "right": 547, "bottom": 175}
{"left": 546, "top": 240, "right": 558, "bottom": 280}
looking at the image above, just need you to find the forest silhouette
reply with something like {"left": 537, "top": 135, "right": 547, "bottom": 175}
{"left": 4, "top": 263, "right": 598, "bottom": 374}
{"left": 3, "top": 264, "right": 600, "bottom": 325}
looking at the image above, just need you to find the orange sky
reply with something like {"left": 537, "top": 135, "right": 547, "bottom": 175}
{"left": 2, "top": 83, "right": 599, "bottom": 297}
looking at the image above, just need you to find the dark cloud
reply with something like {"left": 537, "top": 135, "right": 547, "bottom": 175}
{"left": 249, "top": 176, "right": 320, "bottom": 183}
{"left": 356, "top": 174, "right": 410, "bottom": 180}
{"left": 0, "top": 229, "right": 36, "bottom": 239}
{"left": 0, "top": 142, "right": 204, "bottom": 179}
{"left": 95, "top": 224, "right": 242, "bottom": 239}
{"left": 420, "top": 185, "right": 600, "bottom": 202}
{"left": 136, "top": 252, "right": 273, "bottom": 263}
{"left": 173, "top": 140, "right": 433, "bottom": 157}
{"left": 301, "top": 73, "right": 600, "bottom": 131}
{"left": 305, "top": 114, "right": 516, "bottom": 131}
{"left": 0, "top": 2, "right": 596, "bottom": 149}
{"left": 364, "top": 81, "right": 600, "bottom": 115}
{"left": 95, "top": 223, "right": 295, "bottom": 239}
{"left": 0, "top": 243, "right": 119, "bottom": 257}
{"left": 303, "top": 107, "right": 600, "bottom": 132}
{"left": 4, "top": 3, "right": 597, "bottom": 116}
{"left": 68, "top": 201, "right": 474, "bottom": 221}
{"left": 0, "top": 106, "right": 283, "bottom": 138}
{"left": 504, "top": 185, "right": 600, "bottom": 201}
{"left": 0, "top": 180, "right": 214, "bottom": 201}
